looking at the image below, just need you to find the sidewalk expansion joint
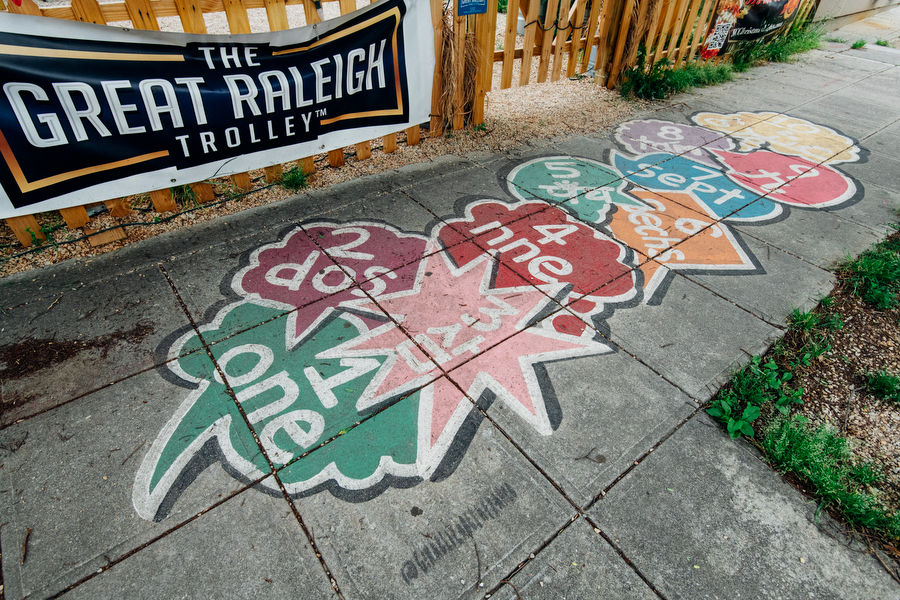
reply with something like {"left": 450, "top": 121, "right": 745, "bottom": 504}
{"left": 0, "top": 359, "right": 166, "bottom": 433}
{"left": 583, "top": 515, "right": 669, "bottom": 600}
{"left": 734, "top": 227, "right": 846, "bottom": 272}
{"left": 481, "top": 513, "right": 580, "bottom": 598}
{"left": 589, "top": 405, "right": 704, "bottom": 509}
{"left": 158, "top": 263, "right": 347, "bottom": 599}
{"left": 46, "top": 477, "right": 267, "bottom": 599}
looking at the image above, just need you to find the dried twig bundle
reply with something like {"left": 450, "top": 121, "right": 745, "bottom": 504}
{"left": 439, "top": 14, "right": 480, "bottom": 130}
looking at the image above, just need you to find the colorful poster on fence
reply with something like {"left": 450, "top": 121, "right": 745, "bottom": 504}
{"left": 0, "top": 0, "right": 433, "bottom": 218}
{"left": 701, "top": 0, "right": 803, "bottom": 58}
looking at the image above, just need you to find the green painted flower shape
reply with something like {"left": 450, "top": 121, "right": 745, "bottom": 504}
{"left": 505, "top": 155, "right": 639, "bottom": 223}
{"left": 134, "top": 301, "right": 419, "bottom": 521}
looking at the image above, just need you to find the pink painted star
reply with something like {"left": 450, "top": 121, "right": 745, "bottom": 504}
{"left": 319, "top": 243, "right": 610, "bottom": 477}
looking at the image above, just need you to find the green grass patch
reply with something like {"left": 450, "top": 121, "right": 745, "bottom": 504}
{"left": 731, "top": 26, "right": 823, "bottom": 72}
{"left": 864, "top": 370, "right": 900, "bottom": 402}
{"left": 851, "top": 39, "right": 866, "bottom": 49}
{"left": 788, "top": 307, "right": 843, "bottom": 332}
{"left": 762, "top": 416, "right": 900, "bottom": 539}
{"left": 708, "top": 231, "right": 900, "bottom": 544}
{"left": 620, "top": 46, "right": 733, "bottom": 100}
{"left": 281, "top": 166, "right": 308, "bottom": 191}
{"left": 837, "top": 233, "right": 900, "bottom": 309}
{"left": 876, "top": 40, "right": 890, "bottom": 47}
{"left": 622, "top": 25, "right": 821, "bottom": 99}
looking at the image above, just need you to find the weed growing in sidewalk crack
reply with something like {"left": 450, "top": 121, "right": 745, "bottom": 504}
{"left": 707, "top": 355, "right": 802, "bottom": 438}
{"left": 851, "top": 40, "right": 866, "bottom": 49}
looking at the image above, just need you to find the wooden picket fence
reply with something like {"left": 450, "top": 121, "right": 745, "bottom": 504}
{"left": 1, "top": 0, "right": 448, "bottom": 247}
{"left": 1, "top": 0, "right": 819, "bottom": 248}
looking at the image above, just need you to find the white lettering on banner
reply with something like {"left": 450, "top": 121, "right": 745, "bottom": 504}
{"left": 3, "top": 82, "right": 68, "bottom": 148}
{"left": 102, "top": 80, "right": 147, "bottom": 135}
{"left": 4, "top": 40, "right": 389, "bottom": 149}
{"left": 174, "top": 114, "right": 317, "bottom": 156}
{"left": 52, "top": 82, "right": 113, "bottom": 141}
{"left": 223, "top": 74, "right": 262, "bottom": 119}
{"left": 138, "top": 79, "right": 185, "bottom": 131}
{"left": 198, "top": 46, "right": 261, "bottom": 70}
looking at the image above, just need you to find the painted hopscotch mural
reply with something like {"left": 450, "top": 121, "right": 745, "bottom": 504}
{"left": 135, "top": 111, "right": 865, "bottom": 521}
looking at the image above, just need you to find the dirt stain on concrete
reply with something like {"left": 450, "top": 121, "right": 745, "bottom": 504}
{"left": 0, "top": 323, "right": 154, "bottom": 381}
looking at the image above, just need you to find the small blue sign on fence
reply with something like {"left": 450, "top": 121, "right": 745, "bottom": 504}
{"left": 457, "top": 0, "right": 487, "bottom": 16}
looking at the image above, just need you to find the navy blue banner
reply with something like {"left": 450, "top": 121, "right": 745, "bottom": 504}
{"left": 0, "top": 0, "right": 434, "bottom": 217}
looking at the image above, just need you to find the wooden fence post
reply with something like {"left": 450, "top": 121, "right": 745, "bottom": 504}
{"left": 383, "top": 133, "right": 398, "bottom": 153}
{"left": 262, "top": 0, "right": 290, "bottom": 31}
{"left": 6, "top": 215, "right": 44, "bottom": 248}
{"left": 651, "top": 0, "right": 678, "bottom": 63}
{"left": 230, "top": 173, "right": 253, "bottom": 192}
{"left": 124, "top": 0, "right": 161, "bottom": 30}
{"left": 60, "top": 207, "right": 90, "bottom": 229}
{"left": 594, "top": 0, "right": 619, "bottom": 82}
{"left": 567, "top": 0, "right": 589, "bottom": 77}
{"left": 661, "top": 0, "right": 691, "bottom": 63}
{"left": 578, "top": 0, "right": 603, "bottom": 72}
{"left": 473, "top": 0, "right": 498, "bottom": 124}
{"left": 550, "top": 0, "right": 572, "bottom": 80}
{"left": 519, "top": 0, "right": 540, "bottom": 85}
{"left": 606, "top": 0, "right": 635, "bottom": 88}
{"left": 430, "top": 0, "right": 446, "bottom": 137}
{"left": 173, "top": 0, "right": 207, "bottom": 33}
{"left": 500, "top": 0, "right": 522, "bottom": 88}
{"left": 684, "top": 0, "right": 714, "bottom": 64}
{"left": 538, "top": 0, "right": 560, "bottom": 82}
{"left": 149, "top": 190, "right": 178, "bottom": 212}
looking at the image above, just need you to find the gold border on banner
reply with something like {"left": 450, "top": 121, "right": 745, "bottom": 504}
{"left": 0, "top": 44, "right": 185, "bottom": 62}
{"left": 273, "top": 6, "right": 405, "bottom": 124}
{"left": 0, "top": 129, "right": 168, "bottom": 193}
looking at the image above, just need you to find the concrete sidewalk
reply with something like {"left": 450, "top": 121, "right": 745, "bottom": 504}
{"left": 2, "top": 28, "right": 900, "bottom": 600}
